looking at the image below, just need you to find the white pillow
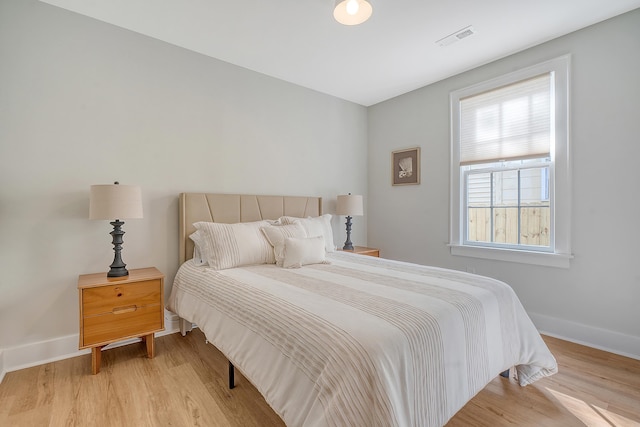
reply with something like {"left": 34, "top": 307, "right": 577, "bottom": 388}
{"left": 189, "top": 231, "right": 207, "bottom": 266}
{"left": 261, "top": 223, "right": 307, "bottom": 266}
{"left": 193, "top": 220, "right": 276, "bottom": 270}
{"left": 280, "top": 214, "right": 335, "bottom": 253}
{"left": 282, "top": 236, "right": 329, "bottom": 269}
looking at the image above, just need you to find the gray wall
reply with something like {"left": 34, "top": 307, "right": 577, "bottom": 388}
{"left": 0, "top": 0, "right": 368, "bottom": 349}
{"left": 368, "top": 9, "right": 640, "bottom": 356}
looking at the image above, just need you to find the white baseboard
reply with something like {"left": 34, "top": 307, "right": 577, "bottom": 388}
{"left": 529, "top": 312, "right": 640, "bottom": 360}
{"left": 0, "top": 310, "right": 182, "bottom": 383}
{"left": 0, "top": 349, "right": 5, "bottom": 384}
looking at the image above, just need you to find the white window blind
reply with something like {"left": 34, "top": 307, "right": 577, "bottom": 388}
{"left": 459, "top": 73, "right": 552, "bottom": 165}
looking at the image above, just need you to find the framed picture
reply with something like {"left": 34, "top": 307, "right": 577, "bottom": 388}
{"left": 392, "top": 147, "right": 420, "bottom": 186}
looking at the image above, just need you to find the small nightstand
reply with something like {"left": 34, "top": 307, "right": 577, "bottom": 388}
{"left": 78, "top": 267, "right": 164, "bottom": 374}
{"left": 338, "top": 246, "right": 380, "bottom": 257}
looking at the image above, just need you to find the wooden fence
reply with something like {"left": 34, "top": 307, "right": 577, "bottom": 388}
{"left": 468, "top": 205, "right": 550, "bottom": 246}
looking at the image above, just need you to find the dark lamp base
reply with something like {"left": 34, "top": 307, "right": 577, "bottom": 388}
{"left": 107, "top": 219, "right": 129, "bottom": 278}
{"left": 342, "top": 216, "right": 354, "bottom": 251}
{"left": 107, "top": 266, "right": 129, "bottom": 277}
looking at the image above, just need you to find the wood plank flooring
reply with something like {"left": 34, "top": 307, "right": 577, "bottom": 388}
{"left": 1, "top": 330, "right": 638, "bottom": 426}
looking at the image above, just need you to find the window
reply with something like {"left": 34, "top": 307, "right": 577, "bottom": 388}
{"left": 465, "top": 160, "right": 550, "bottom": 250}
{"left": 450, "top": 56, "right": 572, "bottom": 267}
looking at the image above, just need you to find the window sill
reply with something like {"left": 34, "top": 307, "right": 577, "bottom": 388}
{"left": 449, "top": 244, "right": 572, "bottom": 268}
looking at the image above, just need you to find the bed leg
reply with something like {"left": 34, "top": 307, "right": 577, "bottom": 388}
{"left": 500, "top": 368, "right": 510, "bottom": 378}
{"left": 179, "top": 318, "right": 193, "bottom": 336}
{"left": 229, "top": 361, "right": 235, "bottom": 389}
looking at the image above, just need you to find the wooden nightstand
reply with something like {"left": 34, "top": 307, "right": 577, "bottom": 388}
{"left": 339, "top": 246, "right": 380, "bottom": 257}
{"left": 78, "top": 267, "right": 164, "bottom": 374}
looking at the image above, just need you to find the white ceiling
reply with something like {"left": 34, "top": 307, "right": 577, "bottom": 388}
{"left": 40, "top": 0, "right": 640, "bottom": 106}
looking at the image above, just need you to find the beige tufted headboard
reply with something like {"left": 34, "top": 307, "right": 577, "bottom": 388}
{"left": 179, "top": 193, "right": 322, "bottom": 264}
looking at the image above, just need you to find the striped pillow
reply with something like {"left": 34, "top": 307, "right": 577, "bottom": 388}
{"left": 193, "top": 220, "right": 276, "bottom": 270}
{"left": 280, "top": 214, "right": 335, "bottom": 253}
{"left": 261, "top": 223, "right": 307, "bottom": 266}
{"left": 189, "top": 231, "right": 207, "bottom": 266}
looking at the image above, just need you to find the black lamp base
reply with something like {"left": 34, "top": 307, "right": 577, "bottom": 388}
{"left": 342, "top": 216, "right": 354, "bottom": 251}
{"left": 107, "top": 266, "right": 129, "bottom": 277}
{"left": 107, "top": 220, "right": 129, "bottom": 277}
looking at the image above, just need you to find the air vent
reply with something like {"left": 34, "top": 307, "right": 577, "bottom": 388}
{"left": 436, "top": 25, "right": 475, "bottom": 47}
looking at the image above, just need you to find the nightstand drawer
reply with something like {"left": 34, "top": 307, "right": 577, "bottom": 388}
{"left": 82, "top": 304, "right": 163, "bottom": 347}
{"left": 82, "top": 279, "right": 161, "bottom": 316}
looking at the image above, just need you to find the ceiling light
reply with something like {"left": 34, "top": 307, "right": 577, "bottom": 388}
{"left": 334, "top": 0, "right": 373, "bottom": 26}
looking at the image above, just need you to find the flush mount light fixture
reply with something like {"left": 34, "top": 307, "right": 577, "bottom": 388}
{"left": 334, "top": 0, "right": 372, "bottom": 25}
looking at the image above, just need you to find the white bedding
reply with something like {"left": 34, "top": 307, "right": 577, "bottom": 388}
{"left": 167, "top": 251, "right": 557, "bottom": 427}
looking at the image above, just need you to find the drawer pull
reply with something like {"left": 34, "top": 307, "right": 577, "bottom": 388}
{"left": 112, "top": 305, "right": 137, "bottom": 315}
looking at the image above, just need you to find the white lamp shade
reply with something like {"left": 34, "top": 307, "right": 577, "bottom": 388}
{"left": 336, "top": 194, "right": 364, "bottom": 216}
{"left": 334, "top": 0, "right": 372, "bottom": 25}
{"left": 90, "top": 184, "right": 143, "bottom": 220}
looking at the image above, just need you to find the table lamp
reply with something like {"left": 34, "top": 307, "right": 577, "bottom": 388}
{"left": 336, "top": 193, "right": 363, "bottom": 251}
{"left": 90, "top": 182, "right": 143, "bottom": 277}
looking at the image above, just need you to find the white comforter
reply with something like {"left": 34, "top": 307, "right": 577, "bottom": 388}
{"left": 167, "top": 252, "right": 557, "bottom": 427}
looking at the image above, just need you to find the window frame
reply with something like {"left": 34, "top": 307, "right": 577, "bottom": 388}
{"left": 449, "top": 56, "right": 572, "bottom": 268}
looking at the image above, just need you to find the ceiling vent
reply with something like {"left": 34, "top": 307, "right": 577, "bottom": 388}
{"left": 436, "top": 25, "right": 475, "bottom": 47}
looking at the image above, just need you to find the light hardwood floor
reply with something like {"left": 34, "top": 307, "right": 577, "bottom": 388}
{"left": 1, "top": 330, "right": 638, "bottom": 426}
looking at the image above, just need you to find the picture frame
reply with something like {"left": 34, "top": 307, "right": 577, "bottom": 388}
{"left": 392, "top": 147, "right": 420, "bottom": 186}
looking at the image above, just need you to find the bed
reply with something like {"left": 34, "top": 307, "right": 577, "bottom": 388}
{"left": 167, "top": 193, "right": 557, "bottom": 427}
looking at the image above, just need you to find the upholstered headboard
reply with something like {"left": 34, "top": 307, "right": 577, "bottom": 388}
{"left": 179, "top": 193, "right": 322, "bottom": 264}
